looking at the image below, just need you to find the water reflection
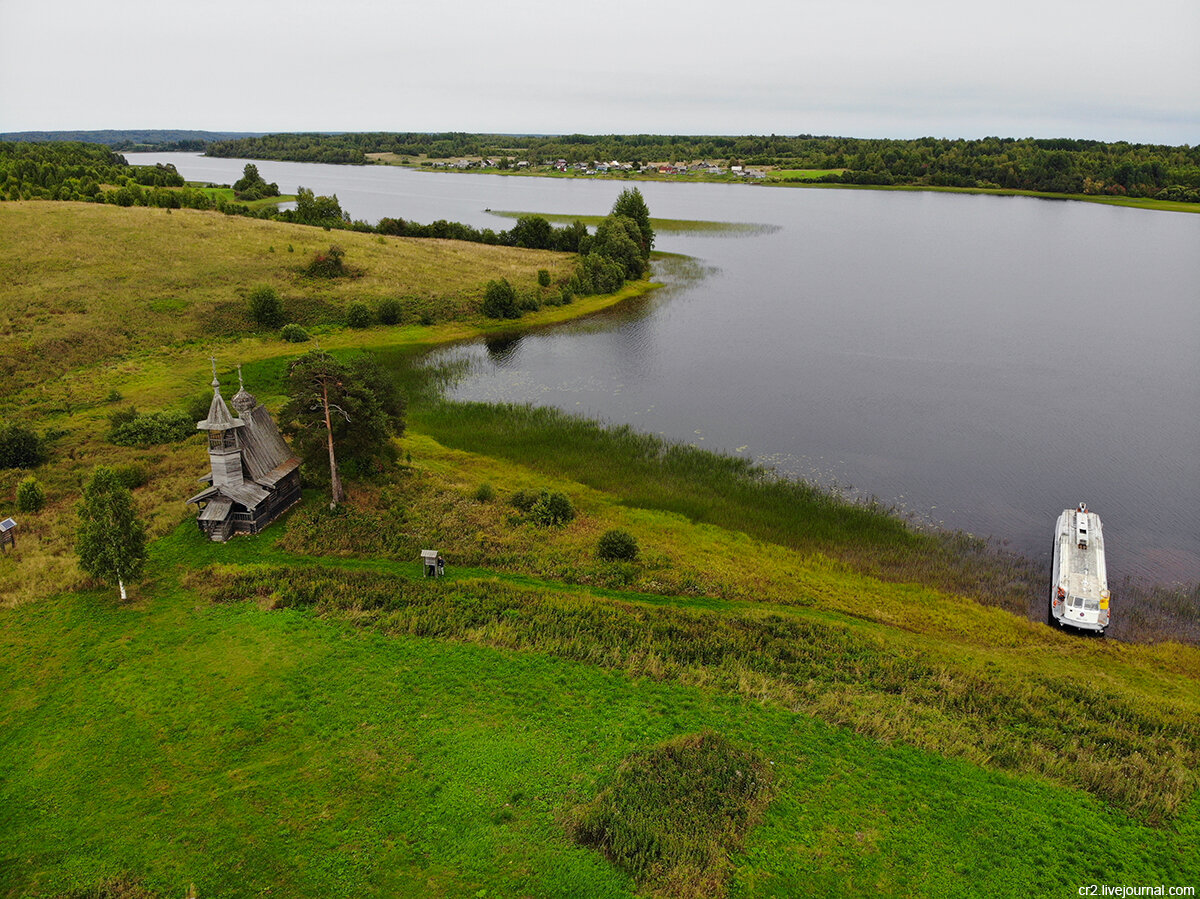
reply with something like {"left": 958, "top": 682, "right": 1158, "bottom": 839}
{"left": 483, "top": 333, "right": 523, "bottom": 364}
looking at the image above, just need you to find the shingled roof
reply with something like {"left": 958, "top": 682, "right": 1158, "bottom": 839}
{"left": 188, "top": 365, "right": 299, "bottom": 515}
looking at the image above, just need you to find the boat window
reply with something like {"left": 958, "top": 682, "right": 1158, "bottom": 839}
{"left": 1084, "top": 598, "right": 1100, "bottom": 611}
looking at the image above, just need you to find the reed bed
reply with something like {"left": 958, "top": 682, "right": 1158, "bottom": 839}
{"left": 412, "top": 401, "right": 1041, "bottom": 613}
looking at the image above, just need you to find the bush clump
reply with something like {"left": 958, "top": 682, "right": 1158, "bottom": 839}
{"left": 528, "top": 490, "right": 575, "bottom": 527}
{"left": 568, "top": 731, "right": 775, "bottom": 899}
{"left": 510, "top": 489, "right": 539, "bottom": 513}
{"left": 109, "top": 411, "right": 194, "bottom": 447}
{"left": 112, "top": 463, "right": 149, "bottom": 490}
{"left": 247, "top": 285, "right": 285, "bottom": 329}
{"left": 537, "top": 268, "right": 552, "bottom": 287}
{"left": 474, "top": 482, "right": 496, "bottom": 503}
{"left": 481, "top": 278, "right": 520, "bottom": 319}
{"left": 597, "top": 529, "right": 639, "bottom": 561}
{"left": 0, "top": 423, "right": 46, "bottom": 469}
{"left": 378, "top": 297, "right": 403, "bottom": 325}
{"left": 346, "top": 301, "right": 372, "bottom": 328}
{"left": 280, "top": 323, "right": 310, "bottom": 343}
{"left": 305, "top": 245, "right": 346, "bottom": 278}
{"left": 16, "top": 476, "right": 45, "bottom": 512}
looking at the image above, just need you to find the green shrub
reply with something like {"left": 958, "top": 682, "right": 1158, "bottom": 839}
{"left": 528, "top": 490, "right": 575, "bottom": 527}
{"left": 418, "top": 312, "right": 434, "bottom": 326}
{"left": 108, "top": 406, "right": 139, "bottom": 431}
{"left": 560, "top": 287, "right": 574, "bottom": 305}
{"left": 110, "top": 411, "right": 194, "bottom": 447}
{"left": 518, "top": 293, "right": 541, "bottom": 312}
{"left": 510, "top": 489, "right": 538, "bottom": 513}
{"left": 474, "top": 482, "right": 496, "bottom": 503}
{"left": 305, "top": 245, "right": 346, "bottom": 278}
{"left": 248, "top": 285, "right": 285, "bottom": 329}
{"left": 597, "top": 529, "right": 639, "bottom": 561}
{"left": 346, "top": 301, "right": 372, "bottom": 328}
{"left": 481, "top": 278, "right": 520, "bottom": 319}
{"left": 16, "top": 476, "right": 45, "bottom": 512}
{"left": 112, "top": 463, "right": 149, "bottom": 490}
{"left": 378, "top": 297, "right": 403, "bottom": 325}
{"left": 0, "top": 423, "right": 46, "bottom": 469}
{"left": 280, "top": 323, "right": 310, "bottom": 343}
{"left": 186, "top": 393, "right": 212, "bottom": 423}
{"left": 537, "top": 268, "right": 552, "bottom": 287}
{"left": 105, "top": 388, "right": 123, "bottom": 404}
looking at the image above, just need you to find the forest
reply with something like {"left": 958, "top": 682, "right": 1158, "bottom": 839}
{"left": 206, "top": 131, "right": 1200, "bottom": 201}
{"left": 0, "top": 141, "right": 203, "bottom": 205}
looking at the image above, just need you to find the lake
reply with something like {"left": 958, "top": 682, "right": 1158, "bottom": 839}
{"left": 128, "top": 152, "right": 1200, "bottom": 583}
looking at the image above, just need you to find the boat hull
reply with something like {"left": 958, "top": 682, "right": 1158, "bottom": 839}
{"left": 1050, "top": 506, "right": 1110, "bottom": 635}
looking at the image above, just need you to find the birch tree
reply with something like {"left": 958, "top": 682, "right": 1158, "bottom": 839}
{"left": 76, "top": 466, "right": 148, "bottom": 600}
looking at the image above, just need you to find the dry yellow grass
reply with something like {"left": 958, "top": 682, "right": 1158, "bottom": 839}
{"left": 0, "top": 201, "right": 573, "bottom": 392}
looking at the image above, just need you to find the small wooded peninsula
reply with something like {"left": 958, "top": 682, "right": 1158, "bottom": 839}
{"left": 0, "top": 138, "right": 1197, "bottom": 899}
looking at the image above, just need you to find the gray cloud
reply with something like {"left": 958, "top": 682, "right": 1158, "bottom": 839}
{"left": 1, "top": 0, "right": 1196, "bottom": 143}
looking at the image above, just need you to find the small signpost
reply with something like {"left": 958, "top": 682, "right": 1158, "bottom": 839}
{"left": 0, "top": 517, "right": 16, "bottom": 551}
{"left": 420, "top": 549, "right": 445, "bottom": 578}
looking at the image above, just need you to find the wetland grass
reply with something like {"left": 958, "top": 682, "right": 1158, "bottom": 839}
{"left": 411, "top": 401, "right": 1040, "bottom": 612}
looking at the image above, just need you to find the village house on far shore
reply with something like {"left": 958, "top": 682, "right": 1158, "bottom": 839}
{"left": 187, "top": 363, "right": 301, "bottom": 542}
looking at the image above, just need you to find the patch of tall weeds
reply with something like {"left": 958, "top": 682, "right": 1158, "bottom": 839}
{"left": 568, "top": 731, "right": 775, "bottom": 899}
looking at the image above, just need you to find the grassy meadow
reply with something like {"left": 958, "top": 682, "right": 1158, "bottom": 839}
{"left": 1, "top": 200, "right": 1198, "bottom": 897}
{"left": 0, "top": 202, "right": 573, "bottom": 393}
{"left": 485, "top": 211, "right": 778, "bottom": 236}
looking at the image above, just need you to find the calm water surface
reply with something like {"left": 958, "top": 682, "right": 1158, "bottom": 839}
{"left": 129, "top": 153, "right": 1200, "bottom": 583}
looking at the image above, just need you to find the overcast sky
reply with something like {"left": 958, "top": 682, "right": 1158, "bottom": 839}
{"left": 2, "top": 0, "right": 1197, "bottom": 144}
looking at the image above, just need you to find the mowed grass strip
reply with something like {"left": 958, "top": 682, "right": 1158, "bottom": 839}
{"left": 769, "top": 169, "right": 847, "bottom": 179}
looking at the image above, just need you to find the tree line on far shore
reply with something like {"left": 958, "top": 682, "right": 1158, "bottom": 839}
{"left": 205, "top": 131, "right": 1200, "bottom": 202}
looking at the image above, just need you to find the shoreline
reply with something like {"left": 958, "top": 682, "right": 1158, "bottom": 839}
{"left": 371, "top": 158, "right": 1200, "bottom": 215}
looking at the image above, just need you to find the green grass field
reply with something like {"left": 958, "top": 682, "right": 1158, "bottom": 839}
{"left": 189, "top": 185, "right": 299, "bottom": 211}
{"left": 2, "top": 520, "right": 1197, "bottom": 897}
{"left": 1, "top": 201, "right": 1197, "bottom": 897}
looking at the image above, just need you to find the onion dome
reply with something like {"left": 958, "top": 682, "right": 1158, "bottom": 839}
{"left": 231, "top": 364, "right": 257, "bottom": 414}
